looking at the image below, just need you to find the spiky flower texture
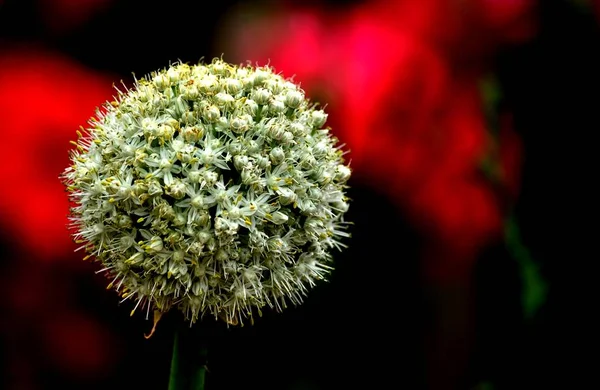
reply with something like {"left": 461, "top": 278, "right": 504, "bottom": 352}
{"left": 62, "top": 59, "right": 351, "bottom": 326}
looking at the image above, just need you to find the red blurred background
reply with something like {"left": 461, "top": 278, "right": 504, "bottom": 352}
{"left": 0, "top": 0, "right": 597, "bottom": 389}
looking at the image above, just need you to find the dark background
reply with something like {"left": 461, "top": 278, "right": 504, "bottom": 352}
{"left": 1, "top": 0, "right": 598, "bottom": 389}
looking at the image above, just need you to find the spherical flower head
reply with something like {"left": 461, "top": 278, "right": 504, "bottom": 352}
{"left": 62, "top": 58, "right": 351, "bottom": 325}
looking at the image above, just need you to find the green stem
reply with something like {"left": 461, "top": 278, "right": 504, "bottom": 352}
{"left": 168, "top": 322, "right": 208, "bottom": 390}
{"left": 504, "top": 214, "right": 548, "bottom": 320}
{"left": 478, "top": 74, "right": 548, "bottom": 322}
{"left": 168, "top": 330, "right": 183, "bottom": 390}
{"left": 191, "top": 345, "right": 208, "bottom": 390}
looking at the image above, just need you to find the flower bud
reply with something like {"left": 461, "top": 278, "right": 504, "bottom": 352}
{"left": 284, "top": 89, "right": 304, "bottom": 108}
{"left": 233, "top": 155, "right": 249, "bottom": 171}
{"left": 230, "top": 116, "right": 249, "bottom": 134}
{"left": 181, "top": 125, "right": 204, "bottom": 143}
{"left": 153, "top": 73, "right": 170, "bottom": 90}
{"left": 310, "top": 110, "right": 328, "bottom": 128}
{"left": 252, "top": 88, "right": 271, "bottom": 105}
{"left": 224, "top": 78, "right": 242, "bottom": 94}
{"left": 145, "top": 236, "right": 164, "bottom": 253}
{"left": 269, "top": 147, "right": 285, "bottom": 165}
{"left": 335, "top": 164, "right": 351, "bottom": 183}
{"left": 278, "top": 188, "right": 297, "bottom": 206}
{"left": 269, "top": 99, "right": 286, "bottom": 114}
{"left": 198, "top": 75, "right": 219, "bottom": 93}
{"left": 215, "top": 92, "right": 235, "bottom": 107}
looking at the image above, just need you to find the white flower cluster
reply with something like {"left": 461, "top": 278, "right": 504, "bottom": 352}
{"left": 63, "top": 59, "right": 351, "bottom": 325}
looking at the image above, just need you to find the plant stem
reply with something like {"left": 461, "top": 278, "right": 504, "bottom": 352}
{"left": 190, "top": 345, "right": 208, "bottom": 390}
{"left": 168, "top": 330, "right": 183, "bottom": 390}
{"left": 504, "top": 214, "right": 548, "bottom": 320}
{"left": 168, "top": 321, "right": 208, "bottom": 390}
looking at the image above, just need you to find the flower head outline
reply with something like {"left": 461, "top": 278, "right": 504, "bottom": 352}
{"left": 62, "top": 59, "right": 351, "bottom": 325}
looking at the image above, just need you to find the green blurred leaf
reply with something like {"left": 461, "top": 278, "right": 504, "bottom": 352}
{"left": 504, "top": 215, "right": 548, "bottom": 320}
